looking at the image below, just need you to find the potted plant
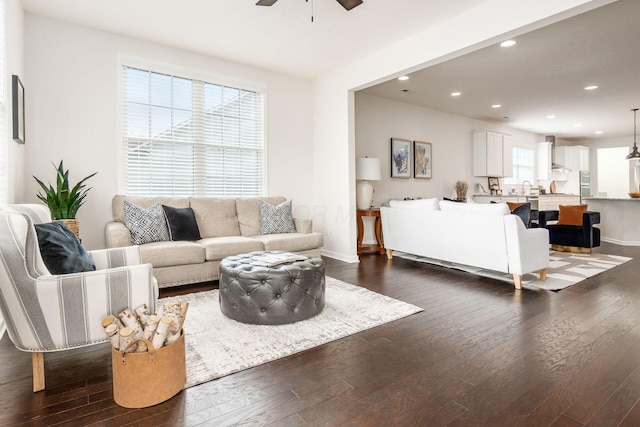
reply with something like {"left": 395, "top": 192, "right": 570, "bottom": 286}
{"left": 33, "top": 161, "right": 97, "bottom": 237}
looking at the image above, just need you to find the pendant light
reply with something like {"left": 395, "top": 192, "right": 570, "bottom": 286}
{"left": 626, "top": 108, "right": 640, "bottom": 160}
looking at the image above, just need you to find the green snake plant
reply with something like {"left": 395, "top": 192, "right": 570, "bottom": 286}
{"left": 33, "top": 161, "right": 97, "bottom": 220}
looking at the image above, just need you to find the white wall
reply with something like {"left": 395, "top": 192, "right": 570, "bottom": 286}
{"left": 355, "top": 93, "right": 542, "bottom": 204}
{"left": 313, "top": 0, "right": 608, "bottom": 262}
{"left": 5, "top": 0, "right": 25, "bottom": 203}
{"left": 24, "top": 15, "right": 314, "bottom": 250}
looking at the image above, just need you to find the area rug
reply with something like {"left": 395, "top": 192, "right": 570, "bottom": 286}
{"left": 395, "top": 250, "right": 632, "bottom": 291}
{"left": 159, "top": 277, "right": 423, "bottom": 389}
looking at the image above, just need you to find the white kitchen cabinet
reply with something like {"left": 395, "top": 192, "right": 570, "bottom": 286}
{"left": 555, "top": 145, "right": 590, "bottom": 172}
{"left": 537, "top": 142, "right": 552, "bottom": 180}
{"left": 473, "top": 131, "right": 513, "bottom": 177}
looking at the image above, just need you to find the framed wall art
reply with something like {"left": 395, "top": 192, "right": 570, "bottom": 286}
{"left": 12, "top": 75, "right": 25, "bottom": 144}
{"left": 413, "top": 141, "right": 432, "bottom": 179}
{"left": 390, "top": 137, "right": 411, "bottom": 178}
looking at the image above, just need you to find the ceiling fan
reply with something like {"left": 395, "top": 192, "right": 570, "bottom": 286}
{"left": 256, "top": 0, "right": 363, "bottom": 11}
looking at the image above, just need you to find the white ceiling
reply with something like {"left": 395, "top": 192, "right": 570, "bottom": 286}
{"left": 361, "top": 0, "right": 640, "bottom": 141}
{"left": 20, "top": 0, "right": 487, "bottom": 80}
{"left": 21, "top": 0, "right": 637, "bottom": 142}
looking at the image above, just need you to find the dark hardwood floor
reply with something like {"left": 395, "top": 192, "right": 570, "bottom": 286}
{"left": 2, "top": 242, "right": 640, "bottom": 426}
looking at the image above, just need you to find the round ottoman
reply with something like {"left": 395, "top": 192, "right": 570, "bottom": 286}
{"left": 219, "top": 251, "right": 325, "bottom": 325}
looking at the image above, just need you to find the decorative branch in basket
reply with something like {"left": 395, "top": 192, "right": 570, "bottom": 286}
{"left": 102, "top": 301, "right": 189, "bottom": 353}
{"left": 454, "top": 180, "right": 468, "bottom": 200}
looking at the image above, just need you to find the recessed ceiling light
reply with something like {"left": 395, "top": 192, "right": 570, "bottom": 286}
{"left": 398, "top": 76, "right": 409, "bottom": 81}
{"left": 584, "top": 85, "right": 598, "bottom": 90}
{"left": 595, "top": 130, "right": 604, "bottom": 134}
{"left": 500, "top": 40, "right": 516, "bottom": 47}
{"left": 574, "top": 123, "right": 582, "bottom": 127}
{"left": 450, "top": 91, "right": 461, "bottom": 97}
{"left": 491, "top": 104, "right": 501, "bottom": 108}
{"left": 546, "top": 115, "right": 556, "bottom": 119}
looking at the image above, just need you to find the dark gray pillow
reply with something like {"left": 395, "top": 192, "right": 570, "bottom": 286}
{"left": 162, "top": 205, "right": 201, "bottom": 241}
{"left": 35, "top": 222, "right": 96, "bottom": 275}
{"left": 511, "top": 203, "right": 531, "bottom": 228}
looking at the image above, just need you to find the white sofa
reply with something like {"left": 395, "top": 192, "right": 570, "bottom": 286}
{"left": 380, "top": 199, "right": 549, "bottom": 289}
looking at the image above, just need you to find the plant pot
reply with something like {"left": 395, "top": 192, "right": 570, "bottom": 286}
{"left": 55, "top": 219, "right": 80, "bottom": 238}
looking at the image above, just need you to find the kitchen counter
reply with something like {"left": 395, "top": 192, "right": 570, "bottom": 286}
{"left": 473, "top": 194, "right": 580, "bottom": 210}
{"left": 581, "top": 198, "right": 640, "bottom": 246}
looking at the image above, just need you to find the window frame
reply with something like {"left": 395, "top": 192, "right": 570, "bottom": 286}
{"left": 117, "top": 56, "right": 268, "bottom": 197}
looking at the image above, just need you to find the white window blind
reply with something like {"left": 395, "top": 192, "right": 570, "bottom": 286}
{"left": 504, "top": 146, "right": 534, "bottom": 185}
{"left": 123, "top": 66, "right": 265, "bottom": 197}
{"left": 0, "top": 0, "right": 5, "bottom": 204}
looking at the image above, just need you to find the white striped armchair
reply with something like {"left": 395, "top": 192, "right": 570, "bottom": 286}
{"left": 0, "top": 204, "right": 158, "bottom": 392}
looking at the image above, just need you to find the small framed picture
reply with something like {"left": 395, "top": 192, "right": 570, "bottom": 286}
{"left": 12, "top": 75, "right": 25, "bottom": 144}
{"left": 413, "top": 141, "right": 432, "bottom": 179}
{"left": 390, "top": 138, "right": 411, "bottom": 178}
{"left": 488, "top": 177, "right": 499, "bottom": 189}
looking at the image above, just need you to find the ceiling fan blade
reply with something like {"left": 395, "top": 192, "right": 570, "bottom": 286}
{"left": 336, "top": 0, "right": 363, "bottom": 11}
{"left": 256, "top": 0, "right": 278, "bottom": 6}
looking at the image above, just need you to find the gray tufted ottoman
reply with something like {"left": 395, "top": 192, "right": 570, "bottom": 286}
{"left": 219, "top": 251, "right": 325, "bottom": 325}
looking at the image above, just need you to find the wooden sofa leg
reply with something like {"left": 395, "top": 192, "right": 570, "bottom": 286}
{"left": 386, "top": 249, "right": 393, "bottom": 259}
{"left": 513, "top": 274, "right": 522, "bottom": 290}
{"left": 539, "top": 269, "right": 547, "bottom": 281}
{"left": 32, "top": 352, "right": 45, "bottom": 392}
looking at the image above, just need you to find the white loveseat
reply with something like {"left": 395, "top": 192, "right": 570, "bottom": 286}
{"left": 380, "top": 199, "right": 549, "bottom": 289}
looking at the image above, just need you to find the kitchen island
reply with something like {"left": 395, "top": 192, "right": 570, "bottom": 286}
{"left": 583, "top": 197, "right": 640, "bottom": 246}
{"left": 473, "top": 194, "right": 580, "bottom": 211}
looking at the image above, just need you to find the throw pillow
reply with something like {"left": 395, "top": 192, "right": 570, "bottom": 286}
{"left": 123, "top": 201, "right": 170, "bottom": 245}
{"left": 506, "top": 202, "right": 525, "bottom": 211}
{"left": 557, "top": 204, "right": 588, "bottom": 226}
{"left": 510, "top": 203, "right": 531, "bottom": 228}
{"left": 162, "top": 205, "right": 201, "bottom": 241}
{"left": 35, "top": 222, "right": 96, "bottom": 275}
{"left": 259, "top": 199, "right": 296, "bottom": 235}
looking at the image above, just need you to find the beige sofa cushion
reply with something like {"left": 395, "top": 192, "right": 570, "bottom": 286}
{"left": 251, "top": 232, "right": 324, "bottom": 253}
{"left": 112, "top": 195, "right": 189, "bottom": 223}
{"left": 198, "top": 236, "right": 264, "bottom": 261}
{"left": 236, "top": 196, "right": 287, "bottom": 236}
{"left": 189, "top": 198, "right": 240, "bottom": 237}
{"left": 139, "top": 240, "right": 205, "bottom": 268}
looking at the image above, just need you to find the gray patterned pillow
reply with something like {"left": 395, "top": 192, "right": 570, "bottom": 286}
{"left": 259, "top": 199, "right": 296, "bottom": 235}
{"left": 123, "top": 201, "right": 170, "bottom": 245}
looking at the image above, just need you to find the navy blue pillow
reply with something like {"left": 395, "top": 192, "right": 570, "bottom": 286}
{"left": 162, "top": 205, "right": 201, "bottom": 241}
{"left": 35, "top": 222, "right": 96, "bottom": 274}
{"left": 511, "top": 203, "right": 531, "bottom": 228}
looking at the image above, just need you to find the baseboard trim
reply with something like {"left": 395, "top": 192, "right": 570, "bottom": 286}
{"left": 321, "top": 249, "right": 359, "bottom": 263}
{"left": 601, "top": 237, "right": 640, "bottom": 246}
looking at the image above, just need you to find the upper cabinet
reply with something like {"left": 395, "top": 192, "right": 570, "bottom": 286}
{"left": 537, "top": 142, "right": 552, "bottom": 180}
{"left": 473, "top": 131, "right": 513, "bottom": 177}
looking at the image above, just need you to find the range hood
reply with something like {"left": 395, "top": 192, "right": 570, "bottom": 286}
{"left": 546, "top": 135, "right": 571, "bottom": 172}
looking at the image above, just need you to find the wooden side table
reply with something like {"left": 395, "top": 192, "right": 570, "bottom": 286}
{"left": 356, "top": 209, "right": 385, "bottom": 255}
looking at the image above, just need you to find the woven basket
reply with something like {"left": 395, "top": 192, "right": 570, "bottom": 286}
{"left": 55, "top": 219, "right": 80, "bottom": 238}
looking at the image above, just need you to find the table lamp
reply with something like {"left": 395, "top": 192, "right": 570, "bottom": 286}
{"left": 356, "top": 157, "right": 381, "bottom": 209}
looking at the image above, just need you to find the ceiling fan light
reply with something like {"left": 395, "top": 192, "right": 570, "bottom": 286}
{"left": 338, "top": 0, "right": 363, "bottom": 11}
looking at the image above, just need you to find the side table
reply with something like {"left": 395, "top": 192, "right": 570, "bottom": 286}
{"left": 356, "top": 208, "right": 385, "bottom": 255}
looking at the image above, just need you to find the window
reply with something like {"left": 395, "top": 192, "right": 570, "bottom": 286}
{"left": 597, "top": 147, "right": 629, "bottom": 198}
{"left": 122, "top": 66, "right": 265, "bottom": 197}
{"left": 504, "top": 146, "right": 534, "bottom": 185}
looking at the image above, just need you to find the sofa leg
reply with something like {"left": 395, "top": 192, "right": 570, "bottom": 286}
{"left": 513, "top": 274, "right": 522, "bottom": 290}
{"left": 386, "top": 249, "right": 393, "bottom": 259}
{"left": 551, "top": 244, "right": 591, "bottom": 254}
{"left": 539, "top": 269, "right": 547, "bottom": 281}
{"left": 32, "top": 352, "right": 45, "bottom": 392}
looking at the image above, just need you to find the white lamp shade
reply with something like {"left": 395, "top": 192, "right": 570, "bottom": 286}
{"left": 356, "top": 157, "right": 381, "bottom": 181}
{"left": 356, "top": 157, "right": 380, "bottom": 209}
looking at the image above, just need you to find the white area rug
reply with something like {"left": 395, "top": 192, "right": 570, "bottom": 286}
{"left": 160, "top": 277, "right": 423, "bottom": 389}
{"left": 395, "top": 250, "right": 631, "bottom": 291}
